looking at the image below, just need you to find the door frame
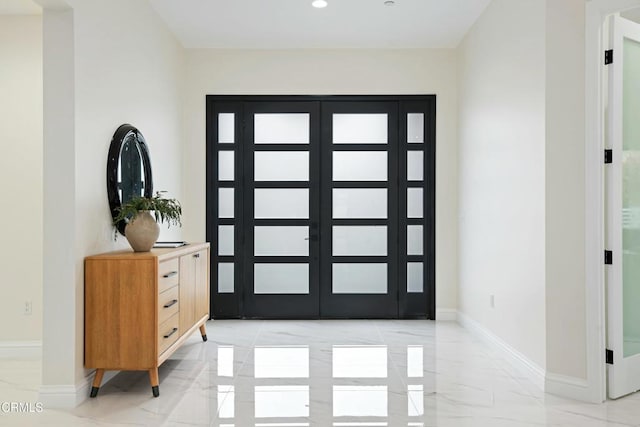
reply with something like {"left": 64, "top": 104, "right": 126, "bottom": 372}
{"left": 585, "top": 0, "right": 640, "bottom": 403}
{"left": 604, "top": 14, "right": 640, "bottom": 399}
{"left": 205, "top": 95, "right": 436, "bottom": 320}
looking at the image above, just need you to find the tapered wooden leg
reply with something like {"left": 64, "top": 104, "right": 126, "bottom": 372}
{"left": 148, "top": 368, "right": 160, "bottom": 397}
{"left": 199, "top": 324, "right": 208, "bottom": 342}
{"left": 89, "top": 369, "right": 105, "bottom": 398}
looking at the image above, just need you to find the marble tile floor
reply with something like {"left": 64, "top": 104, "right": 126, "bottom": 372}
{"left": 1, "top": 320, "right": 640, "bottom": 426}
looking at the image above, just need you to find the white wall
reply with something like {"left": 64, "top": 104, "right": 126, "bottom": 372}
{"left": 182, "top": 49, "right": 459, "bottom": 311}
{"left": 71, "top": 0, "right": 185, "bottom": 248}
{"left": 457, "top": 0, "right": 547, "bottom": 369}
{"left": 42, "top": 6, "right": 76, "bottom": 399}
{"left": 0, "top": 15, "right": 43, "bottom": 344}
{"left": 40, "top": 0, "right": 184, "bottom": 404}
{"left": 545, "top": 0, "right": 587, "bottom": 381}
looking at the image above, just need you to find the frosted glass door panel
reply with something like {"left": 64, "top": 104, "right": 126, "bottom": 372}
{"left": 407, "top": 113, "right": 424, "bottom": 143}
{"left": 218, "top": 113, "right": 235, "bottom": 143}
{"left": 622, "top": 37, "right": 640, "bottom": 358}
{"left": 332, "top": 226, "right": 387, "bottom": 256}
{"left": 407, "top": 151, "right": 424, "bottom": 181}
{"left": 333, "top": 151, "right": 387, "bottom": 181}
{"left": 407, "top": 188, "right": 423, "bottom": 218}
{"left": 332, "top": 263, "right": 387, "bottom": 294}
{"left": 255, "top": 226, "right": 309, "bottom": 256}
{"left": 219, "top": 188, "right": 234, "bottom": 218}
{"left": 254, "top": 114, "right": 309, "bottom": 144}
{"left": 332, "top": 346, "right": 387, "bottom": 378}
{"left": 333, "top": 114, "right": 388, "bottom": 144}
{"left": 218, "top": 263, "right": 234, "bottom": 293}
{"left": 333, "top": 188, "right": 387, "bottom": 219}
{"left": 254, "top": 263, "right": 309, "bottom": 294}
{"left": 218, "top": 151, "right": 234, "bottom": 181}
{"left": 255, "top": 189, "right": 309, "bottom": 219}
{"left": 407, "top": 262, "right": 423, "bottom": 293}
{"left": 255, "top": 151, "right": 309, "bottom": 181}
{"left": 407, "top": 225, "right": 423, "bottom": 255}
{"left": 333, "top": 386, "right": 388, "bottom": 417}
{"left": 218, "top": 225, "right": 234, "bottom": 256}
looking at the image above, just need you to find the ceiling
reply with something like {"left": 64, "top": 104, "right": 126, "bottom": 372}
{"left": 0, "top": 0, "right": 40, "bottom": 14}
{"left": 622, "top": 7, "right": 640, "bottom": 24}
{"left": 149, "top": 0, "right": 492, "bottom": 49}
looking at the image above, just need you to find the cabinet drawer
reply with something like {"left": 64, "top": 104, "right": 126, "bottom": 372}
{"left": 158, "top": 313, "right": 180, "bottom": 355}
{"left": 158, "top": 258, "right": 179, "bottom": 293}
{"left": 158, "top": 285, "right": 179, "bottom": 325}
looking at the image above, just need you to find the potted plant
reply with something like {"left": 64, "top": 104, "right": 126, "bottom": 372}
{"left": 114, "top": 191, "right": 182, "bottom": 252}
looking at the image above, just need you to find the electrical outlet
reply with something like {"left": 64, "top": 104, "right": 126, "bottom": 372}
{"left": 24, "top": 301, "right": 32, "bottom": 315}
{"left": 490, "top": 294, "right": 495, "bottom": 308}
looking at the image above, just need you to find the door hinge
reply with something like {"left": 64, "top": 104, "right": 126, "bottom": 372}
{"left": 605, "top": 149, "right": 613, "bottom": 164}
{"left": 605, "top": 250, "right": 613, "bottom": 265}
{"left": 605, "top": 49, "right": 614, "bottom": 65}
{"left": 606, "top": 349, "right": 614, "bottom": 364}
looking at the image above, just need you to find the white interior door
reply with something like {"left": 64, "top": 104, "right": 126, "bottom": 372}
{"left": 606, "top": 15, "right": 640, "bottom": 399}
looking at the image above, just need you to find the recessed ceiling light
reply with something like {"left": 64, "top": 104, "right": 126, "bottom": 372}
{"left": 384, "top": 0, "right": 395, "bottom": 5}
{"left": 312, "top": 0, "right": 328, "bottom": 8}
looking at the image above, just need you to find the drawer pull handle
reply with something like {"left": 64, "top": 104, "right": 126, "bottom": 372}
{"left": 163, "top": 271, "right": 178, "bottom": 278}
{"left": 163, "top": 327, "right": 178, "bottom": 339}
{"left": 193, "top": 253, "right": 200, "bottom": 258}
{"left": 163, "top": 299, "right": 178, "bottom": 308}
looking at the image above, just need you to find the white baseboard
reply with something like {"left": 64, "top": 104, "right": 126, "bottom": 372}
{"left": 457, "top": 312, "right": 545, "bottom": 390}
{"left": 39, "top": 383, "right": 89, "bottom": 409}
{"left": 435, "top": 308, "right": 458, "bottom": 321}
{"left": 0, "top": 341, "right": 42, "bottom": 359}
{"left": 545, "top": 372, "right": 592, "bottom": 402}
{"left": 39, "top": 370, "right": 119, "bottom": 408}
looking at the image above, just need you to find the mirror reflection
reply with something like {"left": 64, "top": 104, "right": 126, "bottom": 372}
{"left": 118, "top": 133, "right": 145, "bottom": 205}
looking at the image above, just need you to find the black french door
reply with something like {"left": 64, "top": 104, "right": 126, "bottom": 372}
{"left": 319, "top": 101, "right": 398, "bottom": 317}
{"left": 207, "top": 96, "right": 435, "bottom": 319}
{"left": 243, "top": 101, "right": 321, "bottom": 317}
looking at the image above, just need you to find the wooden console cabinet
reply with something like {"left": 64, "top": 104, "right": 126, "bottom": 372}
{"left": 84, "top": 243, "right": 210, "bottom": 397}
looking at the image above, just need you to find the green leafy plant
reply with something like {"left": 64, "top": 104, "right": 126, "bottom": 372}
{"left": 114, "top": 191, "right": 182, "bottom": 228}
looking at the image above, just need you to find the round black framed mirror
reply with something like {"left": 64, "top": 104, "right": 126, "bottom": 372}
{"left": 107, "top": 124, "right": 153, "bottom": 235}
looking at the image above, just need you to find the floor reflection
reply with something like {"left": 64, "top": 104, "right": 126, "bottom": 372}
{"left": 333, "top": 346, "right": 387, "bottom": 378}
{"left": 9, "top": 320, "right": 634, "bottom": 426}
{"left": 211, "top": 342, "right": 426, "bottom": 425}
{"left": 333, "top": 386, "right": 388, "bottom": 417}
{"left": 255, "top": 346, "right": 309, "bottom": 378}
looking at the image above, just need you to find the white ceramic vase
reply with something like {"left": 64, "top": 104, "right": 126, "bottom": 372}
{"left": 125, "top": 210, "right": 160, "bottom": 252}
